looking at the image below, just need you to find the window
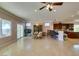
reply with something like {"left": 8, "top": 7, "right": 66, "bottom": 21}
{"left": 26, "top": 22, "right": 32, "bottom": 29}
{"left": 26, "top": 23, "right": 31, "bottom": 27}
{"left": 74, "top": 24, "right": 79, "bottom": 32}
{"left": 45, "top": 23, "right": 50, "bottom": 26}
{"left": 0, "top": 18, "right": 11, "bottom": 38}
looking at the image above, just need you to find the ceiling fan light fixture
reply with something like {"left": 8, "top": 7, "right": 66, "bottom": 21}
{"left": 46, "top": 4, "right": 50, "bottom": 9}
{"left": 49, "top": 8, "right": 52, "bottom": 11}
{"left": 39, "top": 2, "right": 63, "bottom": 12}
{"left": 46, "top": 7, "right": 49, "bottom": 10}
{"left": 50, "top": 5, "right": 53, "bottom": 9}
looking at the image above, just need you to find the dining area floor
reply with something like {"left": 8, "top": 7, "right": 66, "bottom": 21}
{"left": 0, "top": 36, "right": 79, "bottom": 56}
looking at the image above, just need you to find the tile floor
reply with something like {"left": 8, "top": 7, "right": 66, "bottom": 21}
{"left": 0, "top": 37, "right": 79, "bottom": 56}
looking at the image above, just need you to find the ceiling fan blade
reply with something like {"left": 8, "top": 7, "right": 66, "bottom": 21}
{"left": 39, "top": 6, "right": 46, "bottom": 10}
{"left": 41, "top": 2, "right": 47, "bottom": 4}
{"left": 41, "top": 2, "right": 50, "bottom": 5}
{"left": 53, "top": 2, "right": 63, "bottom": 5}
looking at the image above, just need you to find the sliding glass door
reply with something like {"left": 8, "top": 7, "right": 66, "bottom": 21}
{"left": 17, "top": 24, "right": 24, "bottom": 39}
{"left": 20, "top": 25, "right": 24, "bottom": 37}
{"left": 0, "top": 19, "right": 2, "bottom": 38}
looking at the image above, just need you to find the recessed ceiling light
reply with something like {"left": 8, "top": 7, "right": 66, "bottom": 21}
{"left": 35, "top": 9, "right": 37, "bottom": 12}
{"left": 53, "top": 10, "right": 56, "bottom": 13}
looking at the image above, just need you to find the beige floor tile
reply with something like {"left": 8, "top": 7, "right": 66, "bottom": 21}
{"left": 0, "top": 37, "right": 79, "bottom": 56}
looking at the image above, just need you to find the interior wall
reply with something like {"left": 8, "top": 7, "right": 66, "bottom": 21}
{"left": 0, "top": 8, "right": 25, "bottom": 49}
{"left": 43, "top": 21, "right": 53, "bottom": 33}
{"left": 26, "top": 20, "right": 53, "bottom": 35}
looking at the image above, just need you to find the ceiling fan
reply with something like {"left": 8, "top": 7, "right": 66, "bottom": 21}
{"left": 39, "top": 2, "right": 63, "bottom": 12}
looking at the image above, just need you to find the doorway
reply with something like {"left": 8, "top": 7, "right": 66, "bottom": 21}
{"left": 17, "top": 24, "right": 24, "bottom": 39}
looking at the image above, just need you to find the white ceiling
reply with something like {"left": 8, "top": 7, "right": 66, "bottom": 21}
{"left": 0, "top": 2, "right": 79, "bottom": 23}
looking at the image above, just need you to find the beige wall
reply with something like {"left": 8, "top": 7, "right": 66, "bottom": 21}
{"left": 0, "top": 8, "right": 25, "bottom": 49}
